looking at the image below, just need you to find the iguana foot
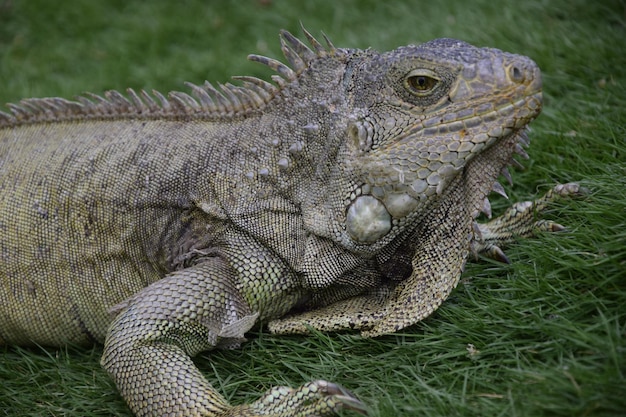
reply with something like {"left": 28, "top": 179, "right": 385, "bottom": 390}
{"left": 472, "top": 182, "right": 583, "bottom": 262}
{"left": 224, "top": 380, "right": 368, "bottom": 417}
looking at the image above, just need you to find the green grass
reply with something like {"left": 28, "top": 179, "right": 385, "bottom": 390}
{"left": 1, "top": 0, "right": 624, "bottom": 416}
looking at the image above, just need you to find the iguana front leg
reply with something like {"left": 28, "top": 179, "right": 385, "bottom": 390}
{"left": 101, "top": 258, "right": 365, "bottom": 417}
{"left": 472, "top": 182, "right": 582, "bottom": 262}
{"left": 270, "top": 183, "right": 581, "bottom": 337}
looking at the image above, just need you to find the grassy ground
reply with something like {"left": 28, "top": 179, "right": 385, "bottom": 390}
{"left": 0, "top": 0, "right": 624, "bottom": 416}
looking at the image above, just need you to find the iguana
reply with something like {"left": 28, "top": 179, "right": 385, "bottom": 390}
{"left": 0, "top": 27, "right": 580, "bottom": 416}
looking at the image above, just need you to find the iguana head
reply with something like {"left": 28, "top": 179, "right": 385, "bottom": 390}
{"left": 337, "top": 38, "right": 542, "bottom": 249}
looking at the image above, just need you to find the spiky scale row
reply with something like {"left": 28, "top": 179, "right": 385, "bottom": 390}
{"left": 0, "top": 28, "right": 334, "bottom": 128}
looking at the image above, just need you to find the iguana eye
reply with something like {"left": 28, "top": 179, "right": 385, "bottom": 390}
{"left": 405, "top": 70, "right": 439, "bottom": 95}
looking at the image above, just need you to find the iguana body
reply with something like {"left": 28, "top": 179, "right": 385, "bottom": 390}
{"left": 0, "top": 28, "right": 579, "bottom": 416}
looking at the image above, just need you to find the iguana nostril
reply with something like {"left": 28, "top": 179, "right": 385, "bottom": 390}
{"left": 510, "top": 65, "right": 524, "bottom": 83}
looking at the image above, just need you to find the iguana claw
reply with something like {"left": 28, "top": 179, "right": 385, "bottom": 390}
{"left": 225, "top": 379, "right": 368, "bottom": 417}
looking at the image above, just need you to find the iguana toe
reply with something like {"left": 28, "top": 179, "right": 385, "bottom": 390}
{"left": 480, "top": 244, "right": 511, "bottom": 264}
{"left": 535, "top": 219, "right": 567, "bottom": 233}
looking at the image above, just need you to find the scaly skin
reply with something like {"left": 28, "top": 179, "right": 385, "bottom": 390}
{"left": 0, "top": 27, "right": 580, "bottom": 416}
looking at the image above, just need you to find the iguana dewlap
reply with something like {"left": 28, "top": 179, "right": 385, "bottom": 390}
{"left": 0, "top": 27, "right": 580, "bottom": 416}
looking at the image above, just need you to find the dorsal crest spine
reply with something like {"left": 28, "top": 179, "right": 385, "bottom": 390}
{"left": 0, "top": 26, "right": 337, "bottom": 128}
